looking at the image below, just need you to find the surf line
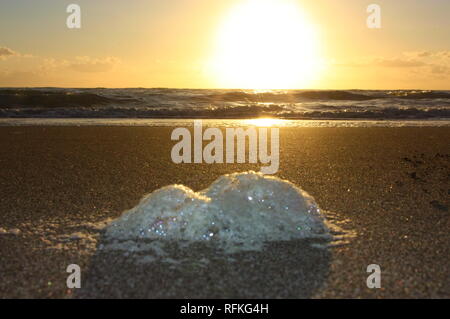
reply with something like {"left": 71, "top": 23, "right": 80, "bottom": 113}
{"left": 171, "top": 120, "right": 279, "bottom": 174}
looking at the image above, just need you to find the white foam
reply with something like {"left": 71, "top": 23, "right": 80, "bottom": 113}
{"left": 105, "top": 171, "right": 330, "bottom": 251}
{"left": 1, "top": 118, "right": 449, "bottom": 127}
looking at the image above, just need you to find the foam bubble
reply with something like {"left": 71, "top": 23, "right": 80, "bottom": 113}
{"left": 106, "top": 171, "right": 330, "bottom": 251}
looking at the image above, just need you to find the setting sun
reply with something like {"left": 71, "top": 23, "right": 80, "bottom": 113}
{"left": 209, "top": 0, "right": 322, "bottom": 89}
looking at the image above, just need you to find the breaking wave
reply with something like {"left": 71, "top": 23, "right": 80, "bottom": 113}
{"left": 0, "top": 88, "right": 449, "bottom": 119}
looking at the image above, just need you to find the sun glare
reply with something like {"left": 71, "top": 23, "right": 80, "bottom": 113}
{"left": 209, "top": 0, "right": 322, "bottom": 90}
{"left": 245, "top": 118, "right": 286, "bottom": 127}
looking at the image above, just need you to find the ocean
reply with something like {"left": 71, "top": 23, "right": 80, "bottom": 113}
{"left": 0, "top": 88, "right": 449, "bottom": 121}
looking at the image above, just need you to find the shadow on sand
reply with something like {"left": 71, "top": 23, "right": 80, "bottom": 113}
{"left": 76, "top": 237, "right": 331, "bottom": 298}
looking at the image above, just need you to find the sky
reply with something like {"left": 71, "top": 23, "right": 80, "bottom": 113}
{"left": 0, "top": 0, "right": 449, "bottom": 89}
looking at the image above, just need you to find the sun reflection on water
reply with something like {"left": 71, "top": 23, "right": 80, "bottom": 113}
{"left": 244, "top": 118, "right": 287, "bottom": 127}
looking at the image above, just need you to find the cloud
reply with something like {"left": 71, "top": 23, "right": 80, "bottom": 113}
{"left": 430, "top": 64, "right": 450, "bottom": 75}
{"left": 0, "top": 47, "right": 19, "bottom": 60}
{"left": 36, "top": 56, "right": 121, "bottom": 74}
{"left": 68, "top": 56, "right": 121, "bottom": 73}
{"left": 38, "top": 58, "right": 69, "bottom": 72}
{"left": 0, "top": 54, "right": 122, "bottom": 86}
{"left": 336, "top": 50, "right": 450, "bottom": 78}
{"left": 404, "top": 51, "right": 450, "bottom": 59}
{"left": 372, "top": 57, "right": 427, "bottom": 68}
{"left": 0, "top": 70, "right": 44, "bottom": 86}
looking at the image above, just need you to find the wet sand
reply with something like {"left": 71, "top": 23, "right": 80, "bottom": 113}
{"left": 0, "top": 126, "right": 449, "bottom": 298}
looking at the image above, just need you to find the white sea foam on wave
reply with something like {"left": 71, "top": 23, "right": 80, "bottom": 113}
{"left": 1, "top": 118, "right": 449, "bottom": 127}
{"left": 0, "top": 88, "right": 449, "bottom": 119}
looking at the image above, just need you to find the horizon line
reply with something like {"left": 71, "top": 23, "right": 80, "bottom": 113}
{"left": 1, "top": 86, "right": 449, "bottom": 91}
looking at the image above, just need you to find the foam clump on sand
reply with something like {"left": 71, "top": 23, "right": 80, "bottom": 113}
{"left": 105, "top": 171, "right": 329, "bottom": 251}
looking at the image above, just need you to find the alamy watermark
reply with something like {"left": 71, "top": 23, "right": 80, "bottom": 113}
{"left": 66, "top": 4, "right": 81, "bottom": 29}
{"left": 66, "top": 264, "right": 81, "bottom": 288}
{"left": 171, "top": 120, "right": 279, "bottom": 174}
{"left": 60, "top": 3, "right": 384, "bottom": 293}
{"left": 367, "top": 4, "right": 381, "bottom": 29}
{"left": 366, "top": 264, "right": 381, "bottom": 288}
{"left": 66, "top": 4, "right": 381, "bottom": 30}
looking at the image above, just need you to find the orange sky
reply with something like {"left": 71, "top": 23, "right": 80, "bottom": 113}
{"left": 0, "top": 0, "right": 449, "bottom": 89}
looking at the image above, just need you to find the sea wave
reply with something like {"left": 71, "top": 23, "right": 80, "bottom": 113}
{"left": 0, "top": 88, "right": 449, "bottom": 120}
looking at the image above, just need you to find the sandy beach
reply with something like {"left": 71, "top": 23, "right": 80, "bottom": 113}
{"left": 0, "top": 126, "right": 448, "bottom": 298}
